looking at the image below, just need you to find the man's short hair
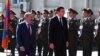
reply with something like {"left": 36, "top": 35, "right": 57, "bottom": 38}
{"left": 56, "top": 7, "right": 64, "bottom": 11}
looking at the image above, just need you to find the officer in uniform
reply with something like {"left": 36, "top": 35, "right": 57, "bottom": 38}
{"left": 37, "top": 11, "right": 44, "bottom": 56}
{"left": 31, "top": 10, "right": 40, "bottom": 39}
{"left": 18, "top": 10, "right": 26, "bottom": 23}
{"left": 41, "top": 9, "right": 49, "bottom": 56}
{"left": 31, "top": 10, "right": 42, "bottom": 56}
{"left": 79, "top": 8, "right": 95, "bottom": 56}
{"left": 94, "top": 9, "right": 100, "bottom": 56}
{"left": 31, "top": 10, "right": 39, "bottom": 29}
{"left": 38, "top": 10, "right": 49, "bottom": 56}
{"left": 8, "top": 10, "right": 18, "bottom": 56}
{"left": 0, "top": 14, "right": 4, "bottom": 52}
{"left": 67, "top": 8, "right": 79, "bottom": 56}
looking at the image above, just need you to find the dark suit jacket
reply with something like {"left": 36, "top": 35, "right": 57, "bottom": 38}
{"left": 49, "top": 16, "right": 68, "bottom": 47}
{"left": 16, "top": 22, "right": 36, "bottom": 49}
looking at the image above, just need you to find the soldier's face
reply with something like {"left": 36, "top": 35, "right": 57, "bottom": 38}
{"left": 49, "top": 13, "right": 53, "bottom": 17}
{"left": 10, "top": 14, "right": 14, "bottom": 19}
{"left": 68, "top": 12, "right": 74, "bottom": 17}
{"left": 73, "top": 14, "right": 77, "bottom": 18}
{"left": 37, "top": 14, "right": 41, "bottom": 18}
{"left": 43, "top": 13, "right": 48, "bottom": 18}
{"left": 82, "top": 11, "right": 88, "bottom": 18}
{"left": 31, "top": 13, "right": 36, "bottom": 18}
{"left": 20, "top": 13, "right": 24, "bottom": 18}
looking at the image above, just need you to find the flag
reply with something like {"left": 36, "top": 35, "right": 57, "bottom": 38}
{"left": 1, "top": 0, "right": 10, "bottom": 49}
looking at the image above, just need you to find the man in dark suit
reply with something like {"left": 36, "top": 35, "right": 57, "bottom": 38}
{"left": 16, "top": 12, "right": 36, "bottom": 56}
{"left": 49, "top": 7, "right": 68, "bottom": 56}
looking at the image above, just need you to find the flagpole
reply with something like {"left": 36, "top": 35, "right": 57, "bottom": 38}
{"left": 5, "top": 0, "right": 10, "bottom": 56}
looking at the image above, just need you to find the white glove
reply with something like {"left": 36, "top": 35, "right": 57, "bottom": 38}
{"left": 12, "top": 35, "right": 15, "bottom": 38}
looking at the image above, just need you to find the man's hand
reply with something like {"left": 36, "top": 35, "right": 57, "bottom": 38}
{"left": 49, "top": 43, "right": 54, "bottom": 49}
{"left": 20, "top": 46, "right": 25, "bottom": 51}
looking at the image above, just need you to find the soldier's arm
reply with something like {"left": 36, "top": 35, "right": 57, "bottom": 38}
{"left": 78, "top": 19, "right": 83, "bottom": 37}
{"left": 94, "top": 19, "right": 98, "bottom": 38}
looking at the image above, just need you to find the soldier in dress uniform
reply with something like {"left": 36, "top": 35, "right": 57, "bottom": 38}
{"left": 79, "top": 8, "right": 95, "bottom": 56}
{"left": 41, "top": 9, "right": 49, "bottom": 56}
{"left": 8, "top": 10, "right": 18, "bottom": 56}
{"left": 31, "top": 10, "right": 39, "bottom": 28}
{"left": 49, "top": 10, "right": 54, "bottom": 19}
{"left": 67, "top": 8, "right": 79, "bottom": 56}
{"left": 18, "top": 10, "right": 26, "bottom": 23}
{"left": 36, "top": 11, "right": 44, "bottom": 56}
{"left": 31, "top": 10, "right": 42, "bottom": 56}
{"left": 31, "top": 10, "right": 40, "bottom": 37}
{"left": 94, "top": 9, "right": 100, "bottom": 56}
{"left": 38, "top": 9, "right": 49, "bottom": 56}
{"left": 0, "top": 14, "right": 4, "bottom": 52}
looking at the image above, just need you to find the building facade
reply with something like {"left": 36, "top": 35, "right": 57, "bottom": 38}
{"left": 0, "top": 0, "right": 100, "bottom": 18}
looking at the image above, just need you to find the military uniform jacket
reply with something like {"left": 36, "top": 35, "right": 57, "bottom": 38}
{"left": 80, "top": 18, "right": 95, "bottom": 39}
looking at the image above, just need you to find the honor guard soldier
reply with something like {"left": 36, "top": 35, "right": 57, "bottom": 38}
{"left": 94, "top": 9, "right": 100, "bottom": 56}
{"left": 18, "top": 10, "right": 26, "bottom": 23}
{"left": 8, "top": 10, "right": 18, "bottom": 56}
{"left": 38, "top": 9, "right": 49, "bottom": 56}
{"left": 79, "top": 8, "right": 95, "bottom": 56}
{"left": 67, "top": 8, "right": 79, "bottom": 56}
{"left": 31, "top": 10, "right": 42, "bottom": 56}
{"left": 31, "top": 10, "right": 39, "bottom": 30}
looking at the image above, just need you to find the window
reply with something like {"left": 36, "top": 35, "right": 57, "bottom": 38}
{"left": 12, "top": 0, "right": 19, "bottom": 5}
{"left": 12, "top": 0, "right": 24, "bottom": 5}
{"left": 13, "top": 0, "right": 18, "bottom": 4}
{"left": 19, "top": 0, "right": 24, "bottom": 2}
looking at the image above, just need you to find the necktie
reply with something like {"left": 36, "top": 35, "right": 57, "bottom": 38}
{"left": 60, "top": 18, "right": 63, "bottom": 26}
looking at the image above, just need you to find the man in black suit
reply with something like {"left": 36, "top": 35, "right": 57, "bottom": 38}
{"left": 16, "top": 12, "right": 36, "bottom": 56}
{"left": 49, "top": 7, "right": 68, "bottom": 56}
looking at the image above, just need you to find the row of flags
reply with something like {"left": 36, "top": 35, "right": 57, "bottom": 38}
{"left": 2, "top": 0, "right": 11, "bottom": 49}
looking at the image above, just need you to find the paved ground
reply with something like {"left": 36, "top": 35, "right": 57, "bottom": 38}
{"left": 0, "top": 50, "right": 98, "bottom": 56}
